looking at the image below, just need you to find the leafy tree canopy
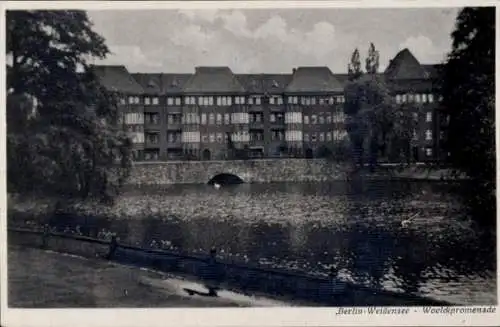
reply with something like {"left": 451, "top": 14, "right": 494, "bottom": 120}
{"left": 439, "top": 7, "right": 495, "bottom": 226}
{"left": 7, "top": 10, "right": 132, "bottom": 202}
{"left": 344, "top": 45, "right": 418, "bottom": 167}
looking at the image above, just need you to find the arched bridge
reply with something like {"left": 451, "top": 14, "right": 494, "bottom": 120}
{"left": 127, "top": 159, "right": 350, "bottom": 185}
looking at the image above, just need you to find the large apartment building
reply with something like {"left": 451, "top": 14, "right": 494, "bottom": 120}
{"left": 92, "top": 48, "right": 443, "bottom": 162}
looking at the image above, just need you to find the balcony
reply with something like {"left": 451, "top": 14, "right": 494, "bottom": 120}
{"left": 166, "top": 140, "right": 183, "bottom": 148}
{"left": 144, "top": 121, "right": 161, "bottom": 131}
{"left": 249, "top": 121, "right": 265, "bottom": 129}
{"left": 166, "top": 123, "right": 182, "bottom": 131}
{"left": 145, "top": 141, "right": 160, "bottom": 149}
{"left": 270, "top": 119, "right": 286, "bottom": 128}
{"left": 249, "top": 139, "right": 265, "bottom": 147}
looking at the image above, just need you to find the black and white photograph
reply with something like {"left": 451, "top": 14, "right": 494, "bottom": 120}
{"left": 1, "top": 1, "right": 498, "bottom": 326}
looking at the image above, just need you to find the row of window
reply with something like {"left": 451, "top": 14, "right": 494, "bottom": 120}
{"left": 161, "top": 112, "right": 345, "bottom": 125}
{"left": 303, "top": 131, "right": 348, "bottom": 142}
{"left": 127, "top": 110, "right": 432, "bottom": 126}
{"left": 138, "top": 128, "right": 432, "bottom": 144}
{"left": 120, "top": 95, "right": 347, "bottom": 106}
{"left": 395, "top": 93, "right": 435, "bottom": 104}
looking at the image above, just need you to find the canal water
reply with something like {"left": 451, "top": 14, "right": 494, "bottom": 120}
{"left": 29, "top": 180, "right": 496, "bottom": 305}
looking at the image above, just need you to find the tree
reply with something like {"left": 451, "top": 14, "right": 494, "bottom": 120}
{"left": 439, "top": 7, "right": 495, "bottom": 227}
{"left": 365, "top": 43, "right": 380, "bottom": 75}
{"left": 6, "top": 10, "right": 132, "bottom": 202}
{"left": 348, "top": 48, "right": 362, "bottom": 80}
{"left": 344, "top": 44, "right": 416, "bottom": 168}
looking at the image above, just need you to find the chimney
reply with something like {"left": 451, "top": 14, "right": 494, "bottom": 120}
{"left": 292, "top": 68, "right": 297, "bottom": 74}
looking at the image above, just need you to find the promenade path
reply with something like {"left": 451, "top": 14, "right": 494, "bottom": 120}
{"left": 8, "top": 245, "right": 296, "bottom": 307}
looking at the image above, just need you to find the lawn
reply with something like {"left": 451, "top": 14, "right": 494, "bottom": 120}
{"left": 8, "top": 245, "right": 292, "bottom": 308}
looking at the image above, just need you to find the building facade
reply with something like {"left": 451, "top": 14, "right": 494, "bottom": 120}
{"left": 93, "top": 48, "right": 442, "bottom": 162}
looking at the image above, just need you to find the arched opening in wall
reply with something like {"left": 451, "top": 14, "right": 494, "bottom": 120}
{"left": 202, "top": 149, "right": 211, "bottom": 161}
{"left": 305, "top": 148, "right": 314, "bottom": 159}
{"left": 208, "top": 173, "right": 244, "bottom": 186}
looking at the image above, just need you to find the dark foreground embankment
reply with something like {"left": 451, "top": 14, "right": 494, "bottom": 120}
{"left": 8, "top": 228, "right": 452, "bottom": 307}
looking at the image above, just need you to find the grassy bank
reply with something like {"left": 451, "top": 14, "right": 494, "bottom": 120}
{"left": 8, "top": 245, "right": 294, "bottom": 307}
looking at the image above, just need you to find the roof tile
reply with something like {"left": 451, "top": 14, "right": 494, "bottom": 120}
{"left": 91, "top": 65, "right": 144, "bottom": 94}
{"left": 285, "top": 67, "right": 343, "bottom": 93}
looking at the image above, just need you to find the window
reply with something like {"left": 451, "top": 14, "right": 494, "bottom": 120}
{"left": 319, "top": 133, "right": 325, "bottom": 142}
{"left": 271, "top": 130, "right": 285, "bottom": 141}
{"left": 270, "top": 113, "right": 276, "bottom": 123}
{"left": 304, "top": 115, "right": 309, "bottom": 124}
{"left": 426, "top": 112, "right": 432, "bottom": 122}
{"left": 326, "top": 132, "right": 332, "bottom": 141}
{"left": 408, "top": 94, "right": 414, "bottom": 103}
{"left": 396, "top": 94, "right": 402, "bottom": 104}
{"left": 209, "top": 97, "right": 214, "bottom": 106}
{"left": 304, "top": 133, "right": 310, "bottom": 142}
{"left": 209, "top": 133, "right": 215, "bottom": 143}
{"left": 319, "top": 114, "right": 325, "bottom": 124}
{"left": 198, "top": 97, "right": 203, "bottom": 105}
{"left": 425, "top": 130, "right": 433, "bottom": 141}
{"left": 402, "top": 94, "right": 407, "bottom": 103}
{"left": 428, "top": 94, "right": 434, "bottom": 103}
{"left": 412, "top": 130, "right": 418, "bottom": 141}
{"left": 144, "top": 97, "right": 151, "bottom": 105}
{"left": 311, "top": 133, "right": 317, "bottom": 142}
{"left": 208, "top": 113, "right": 215, "bottom": 125}
{"left": 311, "top": 97, "right": 316, "bottom": 105}
{"left": 422, "top": 94, "right": 428, "bottom": 103}
{"left": 216, "top": 133, "right": 223, "bottom": 143}
{"left": 146, "top": 133, "right": 159, "bottom": 144}
{"left": 326, "top": 113, "right": 332, "bottom": 124}
{"left": 145, "top": 113, "right": 159, "bottom": 124}
{"left": 255, "top": 96, "right": 261, "bottom": 105}
{"left": 224, "top": 113, "right": 230, "bottom": 125}
{"left": 415, "top": 94, "right": 421, "bottom": 103}
{"left": 216, "top": 113, "right": 222, "bottom": 125}
{"left": 119, "top": 98, "right": 126, "bottom": 105}
{"left": 128, "top": 96, "right": 134, "bottom": 104}
{"left": 426, "top": 148, "right": 433, "bottom": 157}
{"left": 269, "top": 97, "right": 275, "bottom": 105}
{"left": 328, "top": 96, "right": 335, "bottom": 105}
{"left": 167, "top": 97, "right": 174, "bottom": 106}
{"left": 413, "top": 112, "right": 419, "bottom": 122}
{"left": 201, "top": 113, "right": 207, "bottom": 125}
{"left": 311, "top": 115, "right": 317, "bottom": 124}
{"left": 175, "top": 97, "right": 181, "bottom": 106}
{"left": 202, "top": 134, "right": 208, "bottom": 143}
{"left": 277, "top": 96, "right": 283, "bottom": 105}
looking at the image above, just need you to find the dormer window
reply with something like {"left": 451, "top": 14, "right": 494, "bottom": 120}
{"left": 171, "top": 79, "right": 178, "bottom": 87}
{"left": 272, "top": 80, "right": 279, "bottom": 88}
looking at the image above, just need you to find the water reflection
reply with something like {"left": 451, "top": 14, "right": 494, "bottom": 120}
{"left": 27, "top": 180, "right": 495, "bottom": 304}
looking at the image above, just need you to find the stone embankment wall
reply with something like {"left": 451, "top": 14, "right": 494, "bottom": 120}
{"left": 127, "top": 159, "right": 354, "bottom": 185}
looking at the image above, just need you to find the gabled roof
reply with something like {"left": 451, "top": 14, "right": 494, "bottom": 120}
{"left": 285, "top": 67, "right": 343, "bottom": 93}
{"left": 333, "top": 73, "right": 350, "bottom": 88}
{"left": 131, "top": 73, "right": 163, "bottom": 95}
{"left": 261, "top": 74, "right": 292, "bottom": 93}
{"left": 384, "top": 48, "right": 428, "bottom": 80}
{"left": 160, "top": 74, "right": 192, "bottom": 94}
{"left": 236, "top": 74, "right": 264, "bottom": 94}
{"left": 183, "top": 67, "right": 245, "bottom": 93}
{"left": 91, "top": 65, "right": 144, "bottom": 94}
{"left": 421, "top": 64, "right": 443, "bottom": 79}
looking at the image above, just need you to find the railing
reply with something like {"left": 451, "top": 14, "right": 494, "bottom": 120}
{"left": 8, "top": 227, "right": 451, "bottom": 306}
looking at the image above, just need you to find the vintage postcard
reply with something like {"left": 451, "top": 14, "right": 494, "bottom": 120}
{"left": 1, "top": 1, "right": 498, "bottom": 326}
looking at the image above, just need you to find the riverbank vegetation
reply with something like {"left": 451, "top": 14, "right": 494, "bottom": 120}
{"left": 439, "top": 7, "right": 496, "bottom": 228}
{"left": 6, "top": 11, "right": 131, "bottom": 203}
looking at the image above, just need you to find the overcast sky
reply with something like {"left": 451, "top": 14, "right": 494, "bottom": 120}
{"left": 88, "top": 7, "right": 460, "bottom": 74}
